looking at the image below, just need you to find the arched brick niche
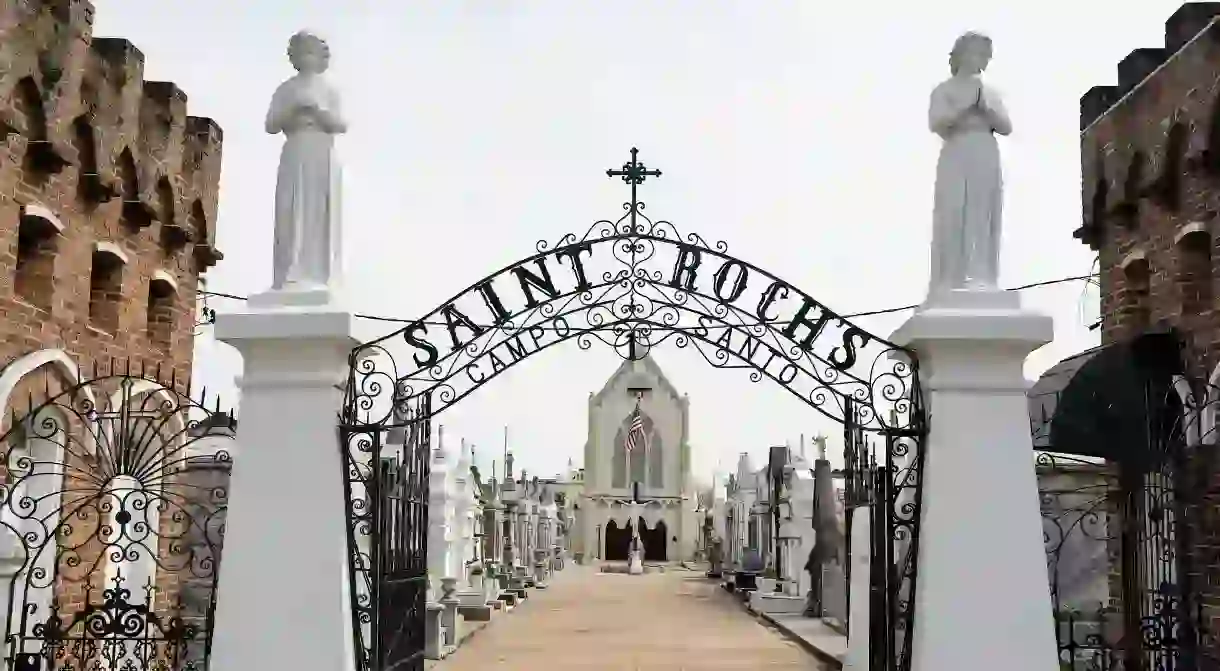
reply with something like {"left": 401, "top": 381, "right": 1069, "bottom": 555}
{"left": 1120, "top": 251, "right": 1153, "bottom": 337}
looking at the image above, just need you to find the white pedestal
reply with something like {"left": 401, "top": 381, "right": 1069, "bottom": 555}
{"left": 209, "top": 307, "right": 359, "bottom": 671}
{"left": 440, "top": 577, "right": 461, "bottom": 650}
{"left": 628, "top": 550, "right": 643, "bottom": 575}
{"left": 424, "top": 602, "right": 446, "bottom": 659}
{"left": 749, "top": 591, "right": 807, "bottom": 614}
{"left": 890, "top": 303, "right": 1059, "bottom": 671}
{"left": 248, "top": 285, "right": 343, "bottom": 310}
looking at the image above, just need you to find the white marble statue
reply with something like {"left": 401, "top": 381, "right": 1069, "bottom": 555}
{"left": 626, "top": 504, "right": 645, "bottom": 574}
{"left": 264, "top": 30, "right": 347, "bottom": 293}
{"left": 926, "top": 31, "right": 1011, "bottom": 301}
{"left": 632, "top": 519, "right": 645, "bottom": 558}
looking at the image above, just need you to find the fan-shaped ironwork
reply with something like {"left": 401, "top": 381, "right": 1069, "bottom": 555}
{"left": 0, "top": 363, "right": 232, "bottom": 671}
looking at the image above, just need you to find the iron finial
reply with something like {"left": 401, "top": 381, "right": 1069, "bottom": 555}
{"left": 605, "top": 147, "right": 662, "bottom": 233}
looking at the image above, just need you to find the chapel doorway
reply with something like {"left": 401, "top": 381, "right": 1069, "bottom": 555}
{"left": 640, "top": 518, "right": 667, "bottom": 562}
{"left": 604, "top": 519, "right": 631, "bottom": 561}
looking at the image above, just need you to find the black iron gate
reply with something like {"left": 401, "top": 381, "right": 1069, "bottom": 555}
{"left": 0, "top": 363, "right": 231, "bottom": 671}
{"left": 1031, "top": 333, "right": 1217, "bottom": 670}
{"left": 341, "top": 388, "right": 431, "bottom": 671}
{"left": 842, "top": 397, "right": 926, "bottom": 671}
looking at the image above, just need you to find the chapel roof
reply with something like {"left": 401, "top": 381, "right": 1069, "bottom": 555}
{"left": 592, "top": 354, "right": 683, "bottom": 405}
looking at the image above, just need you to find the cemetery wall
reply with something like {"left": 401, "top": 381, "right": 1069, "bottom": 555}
{"left": 1079, "top": 4, "right": 1220, "bottom": 364}
{"left": 1077, "top": 0, "right": 1220, "bottom": 647}
{"left": 0, "top": 5, "right": 228, "bottom": 660}
{"left": 0, "top": 0, "right": 224, "bottom": 381}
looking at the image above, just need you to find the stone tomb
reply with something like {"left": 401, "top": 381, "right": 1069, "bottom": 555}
{"left": 421, "top": 441, "right": 573, "bottom": 660}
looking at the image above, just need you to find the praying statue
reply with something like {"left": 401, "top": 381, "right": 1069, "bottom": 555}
{"left": 264, "top": 30, "right": 347, "bottom": 293}
{"left": 629, "top": 514, "right": 645, "bottom": 557}
{"left": 926, "top": 31, "right": 1011, "bottom": 301}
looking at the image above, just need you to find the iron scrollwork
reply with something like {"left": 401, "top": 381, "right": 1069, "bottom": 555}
{"left": 0, "top": 361, "right": 233, "bottom": 671}
{"left": 841, "top": 396, "right": 926, "bottom": 671}
{"left": 340, "top": 394, "right": 431, "bottom": 671}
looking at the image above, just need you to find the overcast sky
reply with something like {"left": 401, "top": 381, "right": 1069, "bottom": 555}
{"left": 95, "top": 1, "right": 1177, "bottom": 482}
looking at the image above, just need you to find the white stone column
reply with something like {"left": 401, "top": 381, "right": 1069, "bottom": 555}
{"left": 503, "top": 503, "right": 518, "bottom": 569}
{"left": 489, "top": 496, "right": 504, "bottom": 572}
{"left": 782, "top": 465, "right": 815, "bottom": 598}
{"left": 487, "top": 497, "right": 505, "bottom": 601}
{"left": 523, "top": 500, "right": 536, "bottom": 573}
{"left": 211, "top": 309, "right": 358, "bottom": 671}
{"left": 520, "top": 503, "right": 533, "bottom": 574}
{"left": 538, "top": 504, "right": 553, "bottom": 581}
{"left": 428, "top": 435, "right": 454, "bottom": 600}
{"left": 543, "top": 501, "right": 558, "bottom": 574}
{"left": 451, "top": 440, "right": 474, "bottom": 590}
{"left": 464, "top": 491, "right": 488, "bottom": 606}
{"left": 890, "top": 300, "right": 1059, "bottom": 671}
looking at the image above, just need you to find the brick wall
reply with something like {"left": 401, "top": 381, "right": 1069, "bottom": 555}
{"left": 1078, "top": 2, "right": 1220, "bottom": 656}
{"left": 0, "top": 1, "right": 227, "bottom": 664}
{"left": 0, "top": 0, "right": 224, "bottom": 381}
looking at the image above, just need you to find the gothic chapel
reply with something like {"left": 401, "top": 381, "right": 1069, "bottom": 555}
{"left": 575, "top": 355, "right": 699, "bottom": 563}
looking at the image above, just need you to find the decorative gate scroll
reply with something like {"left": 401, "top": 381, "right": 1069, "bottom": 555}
{"left": 340, "top": 393, "right": 431, "bottom": 671}
{"left": 0, "top": 358, "right": 232, "bottom": 671}
{"left": 341, "top": 148, "right": 928, "bottom": 671}
{"left": 842, "top": 397, "right": 925, "bottom": 671}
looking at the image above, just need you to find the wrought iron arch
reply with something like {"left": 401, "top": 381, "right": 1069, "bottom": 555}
{"left": 347, "top": 150, "right": 922, "bottom": 436}
{"left": 340, "top": 148, "right": 928, "bottom": 671}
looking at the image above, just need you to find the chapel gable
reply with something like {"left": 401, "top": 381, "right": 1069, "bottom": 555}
{"left": 594, "top": 355, "right": 686, "bottom": 492}
{"left": 594, "top": 355, "right": 683, "bottom": 406}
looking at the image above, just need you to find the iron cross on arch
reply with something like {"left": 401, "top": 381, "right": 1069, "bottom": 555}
{"left": 606, "top": 147, "right": 661, "bottom": 233}
{"left": 607, "top": 148, "right": 662, "bottom": 361}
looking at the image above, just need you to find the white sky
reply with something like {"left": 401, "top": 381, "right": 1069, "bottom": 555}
{"left": 94, "top": 1, "right": 1179, "bottom": 482}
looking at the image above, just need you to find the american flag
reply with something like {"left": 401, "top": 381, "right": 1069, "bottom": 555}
{"left": 624, "top": 404, "right": 647, "bottom": 453}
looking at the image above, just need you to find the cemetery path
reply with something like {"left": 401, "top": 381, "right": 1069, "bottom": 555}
{"left": 434, "top": 565, "right": 823, "bottom": 670}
